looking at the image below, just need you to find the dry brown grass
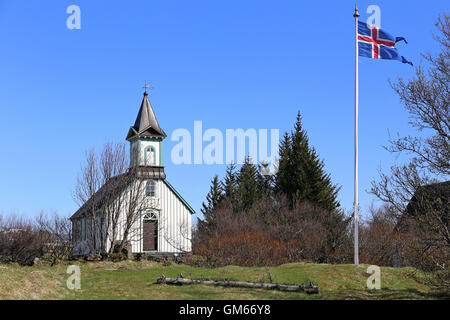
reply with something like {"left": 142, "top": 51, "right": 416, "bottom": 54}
{"left": 81, "top": 260, "right": 159, "bottom": 270}
{"left": 0, "top": 263, "right": 66, "bottom": 299}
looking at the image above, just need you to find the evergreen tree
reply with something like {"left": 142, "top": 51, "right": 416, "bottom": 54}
{"left": 305, "top": 147, "right": 340, "bottom": 211}
{"left": 223, "top": 162, "right": 237, "bottom": 199}
{"left": 275, "top": 132, "right": 292, "bottom": 197}
{"left": 235, "top": 157, "right": 262, "bottom": 212}
{"left": 197, "top": 175, "right": 223, "bottom": 236}
{"left": 257, "top": 161, "right": 275, "bottom": 198}
{"left": 276, "top": 111, "right": 340, "bottom": 211}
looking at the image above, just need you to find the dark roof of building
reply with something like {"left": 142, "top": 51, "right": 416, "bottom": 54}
{"left": 396, "top": 180, "right": 449, "bottom": 232}
{"left": 70, "top": 173, "right": 129, "bottom": 220}
{"left": 126, "top": 92, "right": 166, "bottom": 141}
{"left": 405, "top": 181, "right": 449, "bottom": 216}
{"left": 70, "top": 169, "right": 195, "bottom": 220}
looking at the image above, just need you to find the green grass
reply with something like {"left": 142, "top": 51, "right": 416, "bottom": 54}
{"left": 0, "top": 260, "right": 445, "bottom": 300}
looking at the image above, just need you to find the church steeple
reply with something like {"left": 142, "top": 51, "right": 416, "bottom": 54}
{"left": 127, "top": 87, "right": 166, "bottom": 169}
{"left": 126, "top": 91, "right": 166, "bottom": 141}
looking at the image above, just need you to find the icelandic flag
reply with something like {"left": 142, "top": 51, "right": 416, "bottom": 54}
{"left": 357, "top": 21, "right": 413, "bottom": 66}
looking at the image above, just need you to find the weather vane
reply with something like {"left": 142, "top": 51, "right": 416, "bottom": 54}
{"left": 143, "top": 81, "right": 154, "bottom": 93}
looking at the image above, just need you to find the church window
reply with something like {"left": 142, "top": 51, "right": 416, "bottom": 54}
{"left": 81, "top": 219, "right": 86, "bottom": 241}
{"left": 145, "top": 146, "right": 156, "bottom": 166}
{"left": 97, "top": 217, "right": 103, "bottom": 243}
{"left": 131, "top": 144, "right": 138, "bottom": 166}
{"left": 146, "top": 180, "right": 156, "bottom": 197}
{"left": 143, "top": 211, "right": 157, "bottom": 220}
{"left": 78, "top": 220, "right": 82, "bottom": 241}
{"left": 87, "top": 219, "right": 92, "bottom": 238}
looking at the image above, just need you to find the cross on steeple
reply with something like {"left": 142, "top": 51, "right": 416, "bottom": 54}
{"left": 143, "top": 82, "right": 154, "bottom": 93}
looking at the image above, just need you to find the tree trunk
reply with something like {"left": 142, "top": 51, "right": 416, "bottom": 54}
{"left": 156, "top": 275, "right": 319, "bottom": 294}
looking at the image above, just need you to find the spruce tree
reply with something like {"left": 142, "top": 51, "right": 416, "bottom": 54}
{"left": 275, "top": 132, "right": 292, "bottom": 199}
{"left": 257, "top": 161, "right": 275, "bottom": 198}
{"left": 276, "top": 111, "right": 340, "bottom": 211}
{"left": 235, "top": 157, "right": 262, "bottom": 212}
{"left": 305, "top": 147, "right": 340, "bottom": 211}
{"left": 223, "top": 162, "right": 237, "bottom": 200}
{"left": 197, "top": 175, "right": 223, "bottom": 235}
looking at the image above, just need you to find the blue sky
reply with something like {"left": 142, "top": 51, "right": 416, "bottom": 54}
{"left": 0, "top": 1, "right": 447, "bottom": 220}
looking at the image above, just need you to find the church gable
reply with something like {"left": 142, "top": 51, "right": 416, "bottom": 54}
{"left": 162, "top": 179, "right": 195, "bottom": 214}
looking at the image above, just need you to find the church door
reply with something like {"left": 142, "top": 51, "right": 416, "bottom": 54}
{"left": 143, "top": 219, "right": 158, "bottom": 251}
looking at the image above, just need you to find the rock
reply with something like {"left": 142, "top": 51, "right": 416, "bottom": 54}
{"left": 85, "top": 254, "right": 102, "bottom": 261}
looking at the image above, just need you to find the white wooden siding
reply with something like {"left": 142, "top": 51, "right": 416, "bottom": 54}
{"left": 104, "top": 179, "right": 191, "bottom": 253}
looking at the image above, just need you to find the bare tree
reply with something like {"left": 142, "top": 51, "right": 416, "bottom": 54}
{"left": 387, "top": 16, "right": 449, "bottom": 177}
{"left": 370, "top": 15, "right": 449, "bottom": 288}
{"left": 371, "top": 15, "right": 449, "bottom": 214}
{"left": 73, "top": 148, "right": 101, "bottom": 253}
{"left": 113, "top": 170, "right": 148, "bottom": 254}
{"left": 98, "top": 142, "right": 129, "bottom": 253}
{"left": 371, "top": 164, "right": 436, "bottom": 215}
{"left": 35, "top": 211, "right": 72, "bottom": 265}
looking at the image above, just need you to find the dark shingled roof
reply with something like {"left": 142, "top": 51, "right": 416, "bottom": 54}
{"left": 70, "top": 169, "right": 195, "bottom": 220}
{"left": 70, "top": 173, "right": 129, "bottom": 220}
{"left": 126, "top": 92, "right": 167, "bottom": 141}
{"left": 396, "top": 181, "right": 449, "bottom": 232}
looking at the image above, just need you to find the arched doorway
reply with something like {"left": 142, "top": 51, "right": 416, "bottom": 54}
{"left": 143, "top": 212, "right": 158, "bottom": 252}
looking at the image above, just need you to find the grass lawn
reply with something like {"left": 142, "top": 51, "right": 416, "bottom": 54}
{"left": 0, "top": 260, "right": 446, "bottom": 300}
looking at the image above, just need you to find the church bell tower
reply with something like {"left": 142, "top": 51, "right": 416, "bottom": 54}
{"left": 126, "top": 85, "right": 167, "bottom": 179}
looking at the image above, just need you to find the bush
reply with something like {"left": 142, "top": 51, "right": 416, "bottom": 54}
{"left": 193, "top": 197, "right": 352, "bottom": 267}
{"left": 0, "top": 212, "right": 73, "bottom": 266}
{"left": 112, "top": 241, "right": 132, "bottom": 259}
{"left": 35, "top": 212, "right": 72, "bottom": 265}
{"left": 358, "top": 206, "right": 407, "bottom": 266}
{"left": 358, "top": 205, "right": 449, "bottom": 276}
{"left": 0, "top": 217, "right": 46, "bottom": 266}
{"left": 107, "top": 252, "right": 127, "bottom": 262}
{"left": 184, "top": 255, "right": 208, "bottom": 267}
{"left": 195, "top": 232, "right": 291, "bottom": 267}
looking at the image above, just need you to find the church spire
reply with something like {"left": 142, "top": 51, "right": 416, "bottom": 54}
{"left": 126, "top": 88, "right": 166, "bottom": 141}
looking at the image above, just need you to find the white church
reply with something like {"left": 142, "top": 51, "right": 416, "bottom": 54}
{"left": 70, "top": 89, "right": 195, "bottom": 256}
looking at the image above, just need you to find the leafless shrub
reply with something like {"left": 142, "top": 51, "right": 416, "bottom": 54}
{"left": 35, "top": 211, "right": 72, "bottom": 265}
{"left": 0, "top": 216, "right": 46, "bottom": 266}
{"left": 358, "top": 205, "right": 407, "bottom": 267}
{"left": 193, "top": 195, "right": 352, "bottom": 267}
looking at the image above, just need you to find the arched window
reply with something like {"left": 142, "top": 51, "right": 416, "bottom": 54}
{"left": 143, "top": 211, "right": 157, "bottom": 220}
{"left": 144, "top": 146, "right": 156, "bottom": 166}
{"left": 146, "top": 180, "right": 156, "bottom": 197}
{"left": 129, "top": 143, "right": 136, "bottom": 166}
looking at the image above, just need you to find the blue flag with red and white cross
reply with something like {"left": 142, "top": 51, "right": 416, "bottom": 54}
{"left": 357, "top": 21, "right": 412, "bottom": 65}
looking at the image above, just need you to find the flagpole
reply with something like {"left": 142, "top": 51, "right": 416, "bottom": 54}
{"left": 353, "top": 6, "right": 360, "bottom": 267}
